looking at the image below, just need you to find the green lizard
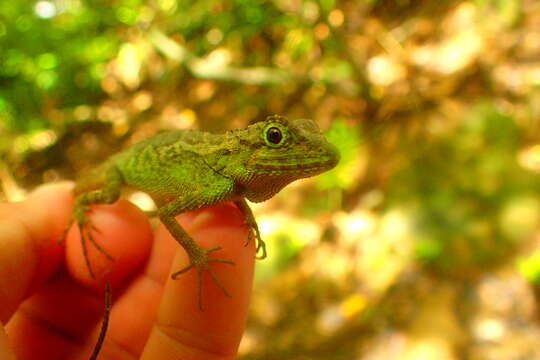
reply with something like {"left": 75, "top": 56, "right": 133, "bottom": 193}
{"left": 60, "top": 115, "right": 339, "bottom": 309}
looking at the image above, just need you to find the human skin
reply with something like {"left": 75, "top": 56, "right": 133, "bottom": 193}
{"left": 0, "top": 183, "right": 255, "bottom": 360}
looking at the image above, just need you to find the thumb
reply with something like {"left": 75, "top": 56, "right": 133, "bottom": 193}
{"left": 0, "top": 183, "right": 72, "bottom": 323}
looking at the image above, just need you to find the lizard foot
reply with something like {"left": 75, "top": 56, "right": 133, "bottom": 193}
{"left": 171, "top": 246, "right": 235, "bottom": 310}
{"left": 59, "top": 205, "right": 114, "bottom": 278}
{"left": 235, "top": 201, "right": 268, "bottom": 260}
{"left": 255, "top": 236, "right": 267, "bottom": 260}
{"left": 242, "top": 219, "right": 267, "bottom": 260}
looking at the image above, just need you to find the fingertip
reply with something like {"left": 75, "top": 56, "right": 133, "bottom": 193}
{"left": 32, "top": 181, "right": 74, "bottom": 196}
{"left": 65, "top": 200, "right": 153, "bottom": 292}
{"left": 21, "top": 181, "right": 75, "bottom": 239}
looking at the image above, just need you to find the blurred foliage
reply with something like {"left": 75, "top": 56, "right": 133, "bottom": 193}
{"left": 3, "top": 0, "right": 540, "bottom": 359}
{"left": 391, "top": 103, "right": 540, "bottom": 273}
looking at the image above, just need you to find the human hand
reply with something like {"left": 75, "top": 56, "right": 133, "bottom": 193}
{"left": 0, "top": 183, "right": 255, "bottom": 360}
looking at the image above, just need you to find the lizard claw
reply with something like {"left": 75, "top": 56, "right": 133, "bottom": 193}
{"left": 62, "top": 205, "right": 114, "bottom": 279}
{"left": 171, "top": 246, "right": 235, "bottom": 310}
{"left": 242, "top": 220, "right": 267, "bottom": 260}
{"left": 58, "top": 218, "right": 74, "bottom": 247}
{"left": 255, "top": 239, "right": 267, "bottom": 260}
{"left": 235, "top": 201, "right": 268, "bottom": 261}
{"left": 243, "top": 228, "right": 253, "bottom": 247}
{"left": 85, "top": 227, "right": 113, "bottom": 260}
{"left": 89, "top": 222, "right": 101, "bottom": 234}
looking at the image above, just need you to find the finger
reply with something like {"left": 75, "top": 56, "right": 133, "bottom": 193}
{"left": 6, "top": 199, "right": 153, "bottom": 359}
{"left": 141, "top": 202, "right": 255, "bottom": 360}
{"left": 75, "top": 206, "right": 179, "bottom": 358}
{"left": 6, "top": 277, "right": 105, "bottom": 360}
{"left": 85, "top": 202, "right": 255, "bottom": 359}
{"left": 64, "top": 199, "right": 153, "bottom": 290}
{"left": 0, "top": 182, "right": 72, "bottom": 323}
{"left": 0, "top": 326, "right": 16, "bottom": 360}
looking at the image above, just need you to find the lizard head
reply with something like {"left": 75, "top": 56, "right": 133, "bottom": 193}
{"left": 238, "top": 115, "right": 340, "bottom": 202}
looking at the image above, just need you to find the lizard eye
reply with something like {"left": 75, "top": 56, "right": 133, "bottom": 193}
{"left": 266, "top": 127, "right": 282, "bottom": 145}
{"left": 262, "top": 122, "right": 288, "bottom": 147}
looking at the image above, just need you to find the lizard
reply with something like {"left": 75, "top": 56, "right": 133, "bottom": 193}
{"left": 60, "top": 114, "right": 340, "bottom": 309}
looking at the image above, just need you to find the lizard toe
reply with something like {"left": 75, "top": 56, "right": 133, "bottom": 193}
{"left": 173, "top": 246, "right": 235, "bottom": 310}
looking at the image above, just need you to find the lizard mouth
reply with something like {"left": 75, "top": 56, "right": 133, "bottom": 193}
{"left": 252, "top": 153, "right": 339, "bottom": 174}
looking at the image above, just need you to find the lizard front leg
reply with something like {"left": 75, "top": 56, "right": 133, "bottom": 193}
{"left": 60, "top": 166, "right": 123, "bottom": 278}
{"left": 157, "top": 198, "right": 235, "bottom": 310}
{"left": 234, "top": 199, "right": 267, "bottom": 260}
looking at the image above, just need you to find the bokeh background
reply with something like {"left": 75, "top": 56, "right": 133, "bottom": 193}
{"left": 2, "top": 0, "right": 540, "bottom": 359}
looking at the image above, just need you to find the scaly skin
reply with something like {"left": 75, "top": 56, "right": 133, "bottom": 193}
{"left": 60, "top": 115, "right": 340, "bottom": 309}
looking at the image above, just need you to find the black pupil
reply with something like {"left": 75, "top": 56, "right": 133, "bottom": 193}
{"left": 267, "top": 127, "right": 282, "bottom": 144}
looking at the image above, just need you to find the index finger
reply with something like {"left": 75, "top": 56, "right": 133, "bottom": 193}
{"left": 143, "top": 203, "right": 255, "bottom": 359}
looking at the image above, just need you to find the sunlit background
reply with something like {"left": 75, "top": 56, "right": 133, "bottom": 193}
{"left": 2, "top": 0, "right": 540, "bottom": 359}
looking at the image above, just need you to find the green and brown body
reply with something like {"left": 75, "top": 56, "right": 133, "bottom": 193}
{"left": 63, "top": 115, "right": 339, "bottom": 309}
